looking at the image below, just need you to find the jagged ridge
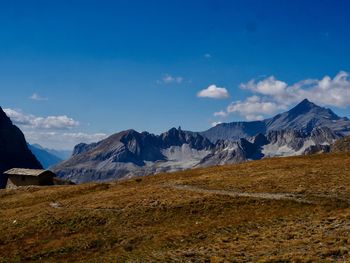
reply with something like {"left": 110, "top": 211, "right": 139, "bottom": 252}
{"left": 53, "top": 126, "right": 338, "bottom": 183}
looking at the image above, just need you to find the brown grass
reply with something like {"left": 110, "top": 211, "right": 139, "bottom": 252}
{"left": 1, "top": 153, "right": 350, "bottom": 262}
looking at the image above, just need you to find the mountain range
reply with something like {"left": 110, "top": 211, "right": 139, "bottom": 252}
{"left": 28, "top": 144, "right": 64, "bottom": 169}
{"left": 53, "top": 99, "right": 350, "bottom": 183}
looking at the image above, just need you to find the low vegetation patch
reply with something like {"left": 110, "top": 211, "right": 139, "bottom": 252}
{"left": 1, "top": 153, "right": 350, "bottom": 262}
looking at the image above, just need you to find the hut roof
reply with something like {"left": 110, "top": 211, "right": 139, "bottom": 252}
{"left": 4, "top": 168, "right": 53, "bottom": 177}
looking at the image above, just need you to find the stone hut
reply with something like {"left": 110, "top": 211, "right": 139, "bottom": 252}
{"left": 4, "top": 168, "right": 55, "bottom": 189}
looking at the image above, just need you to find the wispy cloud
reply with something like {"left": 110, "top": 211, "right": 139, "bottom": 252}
{"left": 29, "top": 93, "right": 48, "bottom": 101}
{"left": 204, "top": 53, "right": 211, "bottom": 59}
{"left": 197, "top": 84, "right": 230, "bottom": 99}
{"left": 213, "top": 71, "right": 350, "bottom": 121}
{"left": 4, "top": 109, "right": 79, "bottom": 130}
{"left": 23, "top": 131, "right": 108, "bottom": 150}
{"left": 3, "top": 108, "right": 106, "bottom": 150}
{"left": 157, "top": 74, "right": 183, "bottom": 84}
{"left": 213, "top": 110, "right": 228, "bottom": 117}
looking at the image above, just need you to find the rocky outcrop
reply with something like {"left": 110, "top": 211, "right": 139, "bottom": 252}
{"left": 331, "top": 136, "right": 350, "bottom": 153}
{"left": 262, "top": 127, "right": 337, "bottom": 157}
{"left": 303, "top": 145, "right": 330, "bottom": 155}
{"left": 0, "top": 108, "right": 42, "bottom": 188}
{"left": 201, "top": 121, "right": 267, "bottom": 142}
{"left": 200, "top": 127, "right": 337, "bottom": 167}
{"left": 160, "top": 127, "right": 213, "bottom": 150}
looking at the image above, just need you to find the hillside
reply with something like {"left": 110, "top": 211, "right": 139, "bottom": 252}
{"left": 2, "top": 153, "right": 350, "bottom": 262}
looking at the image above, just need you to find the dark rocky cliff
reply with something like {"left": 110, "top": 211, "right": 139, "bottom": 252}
{"left": 0, "top": 107, "right": 42, "bottom": 188}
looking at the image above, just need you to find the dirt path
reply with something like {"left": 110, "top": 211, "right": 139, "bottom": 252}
{"left": 165, "top": 184, "right": 317, "bottom": 204}
{"left": 49, "top": 184, "right": 350, "bottom": 211}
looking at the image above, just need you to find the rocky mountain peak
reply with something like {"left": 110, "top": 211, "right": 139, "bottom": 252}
{"left": 0, "top": 107, "right": 12, "bottom": 127}
{"left": 160, "top": 127, "right": 213, "bottom": 150}
{"left": 161, "top": 127, "right": 186, "bottom": 138}
{"left": 287, "top": 99, "right": 339, "bottom": 119}
{"left": 120, "top": 129, "right": 140, "bottom": 139}
{"left": 291, "top": 98, "right": 315, "bottom": 111}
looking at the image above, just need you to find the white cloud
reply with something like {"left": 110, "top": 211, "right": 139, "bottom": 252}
{"left": 226, "top": 96, "right": 286, "bottom": 121}
{"left": 211, "top": 121, "right": 222, "bottom": 127}
{"left": 245, "top": 115, "right": 265, "bottom": 121}
{"left": 204, "top": 53, "right": 211, "bottom": 59}
{"left": 241, "top": 71, "right": 350, "bottom": 107}
{"left": 158, "top": 74, "right": 183, "bottom": 84}
{"left": 3, "top": 108, "right": 106, "bottom": 150}
{"left": 240, "top": 76, "right": 287, "bottom": 96}
{"left": 214, "top": 110, "right": 228, "bottom": 117}
{"left": 30, "top": 93, "right": 48, "bottom": 101}
{"left": 212, "top": 71, "right": 350, "bottom": 121}
{"left": 4, "top": 109, "right": 79, "bottom": 130}
{"left": 197, "top": 84, "right": 230, "bottom": 99}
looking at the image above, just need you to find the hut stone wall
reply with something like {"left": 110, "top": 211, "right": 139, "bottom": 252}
{"left": 6, "top": 175, "right": 40, "bottom": 189}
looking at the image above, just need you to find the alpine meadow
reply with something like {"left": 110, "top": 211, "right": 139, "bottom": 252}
{"left": 2, "top": 1, "right": 350, "bottom": 262}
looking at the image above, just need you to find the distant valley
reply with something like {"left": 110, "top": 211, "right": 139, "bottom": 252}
{"left": 28, "top": 144, "right": 71, "bottom": 169}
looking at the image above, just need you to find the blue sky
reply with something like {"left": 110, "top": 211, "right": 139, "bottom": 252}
{"left": 1, "top": 0, "right": 350, "bottom": 149}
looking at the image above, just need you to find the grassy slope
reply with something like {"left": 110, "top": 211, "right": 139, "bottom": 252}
{"left": 1, "top": 153, "right": 350, "bottom": 262}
